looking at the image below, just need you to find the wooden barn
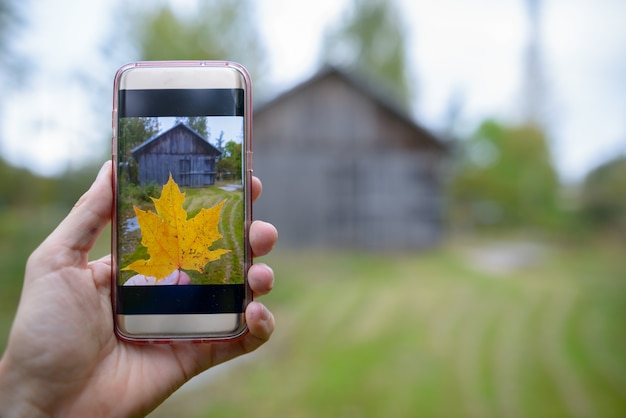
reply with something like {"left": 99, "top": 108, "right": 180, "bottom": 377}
{"left": 253, "top": 67, "right": 448, "bottom": 250}
{"left": 131, "top": 122, "right": 222, "bottom": 187}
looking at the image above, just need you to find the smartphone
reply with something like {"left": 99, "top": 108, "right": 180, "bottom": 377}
{"left": 112, "top": 61, "right": 253, "bottom": 342}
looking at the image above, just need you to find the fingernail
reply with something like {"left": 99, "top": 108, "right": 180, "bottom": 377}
{"left": 259, "top": 304, "right": 271, "bottom": 321}
{"left": 96, "top": 160, "right": 111, "bottom": 181}
{"left": 259, "top": 262, "right": 274, "bottom": 276}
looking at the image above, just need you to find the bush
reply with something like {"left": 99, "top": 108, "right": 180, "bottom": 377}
{"left": 580, "top": 155, "right": 626, "bottom": 238}
{"left": 119, "top": 181, "right": 161, "bottom": 211}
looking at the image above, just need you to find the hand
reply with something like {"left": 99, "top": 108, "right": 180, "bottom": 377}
{"left": 0, "top": 161, "right": 278, "bottom": 417}
{"left": 123, "top": 270, "right": 191, "bottom": 285}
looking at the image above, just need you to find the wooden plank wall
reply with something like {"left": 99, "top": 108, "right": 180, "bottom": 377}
{"left": 253, "top": 72, "right": 446, "bottom": 250}
{"left": 136, "top": 128, "right": 218, "bottom": 187}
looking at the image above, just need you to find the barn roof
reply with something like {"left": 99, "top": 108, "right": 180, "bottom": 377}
{"left": 254, "top": 65, "right": 447, "bottom": 151}
{"left": 131, "top": 121, "right": 222, "bottom": 156}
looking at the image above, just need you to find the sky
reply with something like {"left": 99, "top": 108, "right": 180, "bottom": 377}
{"left": 1, "top": 0, "right": 625, "bottom": 183}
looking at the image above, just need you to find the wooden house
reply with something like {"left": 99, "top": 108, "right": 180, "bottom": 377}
{"left": 253, "top": 67, "right": 448, "bottom": 250}
{"left": 131, "top": 122, "right": 222, "bottom": 187}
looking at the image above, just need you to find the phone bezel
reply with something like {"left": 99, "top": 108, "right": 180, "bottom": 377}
{"left": 111, "top": 61, "right": 253, "bottom": 343}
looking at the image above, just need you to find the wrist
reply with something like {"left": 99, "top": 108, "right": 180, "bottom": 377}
{"left": 0, "top": 355, "right": 52, "bottom": 418}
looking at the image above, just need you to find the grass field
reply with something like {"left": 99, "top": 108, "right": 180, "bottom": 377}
{"left": 149, "top": 240, "right": 626, "bottom": 418}
{"left": 185, "top": 185, "right": 245, "bottom": 284}
{"left": 1, "top": 205, "right": 625, "bottom": 417}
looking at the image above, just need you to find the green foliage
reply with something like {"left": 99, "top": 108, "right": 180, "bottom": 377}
{"left": 0, "top": 0, "right": 28, "bottom": 81}
{"left": 217, "top": 140, "right": 242, "bottom": 180}
{"left": 580, "top": 155, "right": 626, "bottom": 236}
{"left": 0, "top": 157, "right": 99, "bottom": 209}
{"left": 118, "top": 117, "right": 159, "bottom": 184}
{"left": 128, "top": 0, "right": 265, "bottom": 82}
{"left": 175, "top": 116, "right": 209, "bottom": 139}
{"left": 319, "top": 0, "right": 414, "bottom": 110}
{"left": 119, "top": 181, "right": 161, "bottom": 210}
{"left": 451, "top": 120, "right": 562, "bottom": 231}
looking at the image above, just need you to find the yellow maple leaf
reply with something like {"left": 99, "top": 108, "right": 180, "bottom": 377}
{"left": 123, "top": 175, "right": 230, "bottom": 281}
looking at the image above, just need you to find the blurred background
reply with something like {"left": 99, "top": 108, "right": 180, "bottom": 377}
{"left": 1, "top": 0, "right": 625, "bottom": 416}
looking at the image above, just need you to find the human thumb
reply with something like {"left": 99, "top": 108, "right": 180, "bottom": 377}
{"left": 30, "top": 161, "right": 113, "bottom": 270}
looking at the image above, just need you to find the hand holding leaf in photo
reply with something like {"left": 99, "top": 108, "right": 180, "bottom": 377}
{"left": 123, "top": 175, "right": 230, "bottom": 282}
{"left": 123, "top": 270, "right": 191, "bottom": 286}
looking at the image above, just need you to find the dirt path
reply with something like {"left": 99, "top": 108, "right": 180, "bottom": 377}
{"left": 463, "top": 240, "right": 550, "bottom": 276}
{"left": 220, "top": 193, "right": 242, "bottom": 283}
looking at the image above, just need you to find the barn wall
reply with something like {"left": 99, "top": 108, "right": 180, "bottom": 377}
{"left": 143, "top": 128, "right": 213, "bottom": 154}
{"left": 253, "top": 150, "right": 444, "bottom": 250}
{"left": 255, "top": 74, "right": 380, "bottom": 153}
{"left": 135, "top": 127, "right": 219, "bottom": 187}
{"left": 253, "top": 72, "right": 446, "bottom": 250}
{"left": 137, "top": 154, "right": 217, "bottom": 187}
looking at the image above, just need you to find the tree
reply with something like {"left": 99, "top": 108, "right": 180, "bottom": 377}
{"left": 580, "top": 155, "right": 626, "bottom": 236}
{"left": 0, "top": 0, "right": 29, "bottom": 140}
{"left": 217, "top": 140, "right": 242, "bottom": 181}
{"left": 127, "top": 0, "right": 265, "bottom": 83}
{"left": 214, "top": 130, "right": 225, "bottom": 156}
{"left": 0, "top": 0, "right": 27, "bottom": 80}
{"left": 451, "top": 120, "right": 562, "bottom": 231}
{"left": 175, "top": 116, "right": 209, "bottom": 139}
{"left": 319, "top": 0, "right": 414, "bottom": 110}
{"left": 118, "top": 117, "right": 160, "bottom": 184}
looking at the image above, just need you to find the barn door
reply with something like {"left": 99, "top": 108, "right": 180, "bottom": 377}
{"left": 327, "top": 158, "right": 360, "bottom": 247}
{"left": 179, "top": 158, "right": 191, "bottom": 186}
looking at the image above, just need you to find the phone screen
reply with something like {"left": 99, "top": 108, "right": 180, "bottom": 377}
{"left": 115, "top": 88, "right": 247, "bottom": 317}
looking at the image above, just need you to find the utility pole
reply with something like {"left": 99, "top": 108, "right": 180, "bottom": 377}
{"left": 522, "top": 0, "right": 547, "bottom": 126}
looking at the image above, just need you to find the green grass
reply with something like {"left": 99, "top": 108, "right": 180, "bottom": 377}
{"left": 186, "top": 186, "right": 245, "bottom": 284}
{"left": 148, "top": 241, "right": 626, "bottom": 418}
{"left": 2, "top": 206, "right": 625, "bottom": 417}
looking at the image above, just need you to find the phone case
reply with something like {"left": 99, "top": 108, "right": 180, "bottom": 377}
{"left": 111, "top": 61, "right": 253, "bottom": 343}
